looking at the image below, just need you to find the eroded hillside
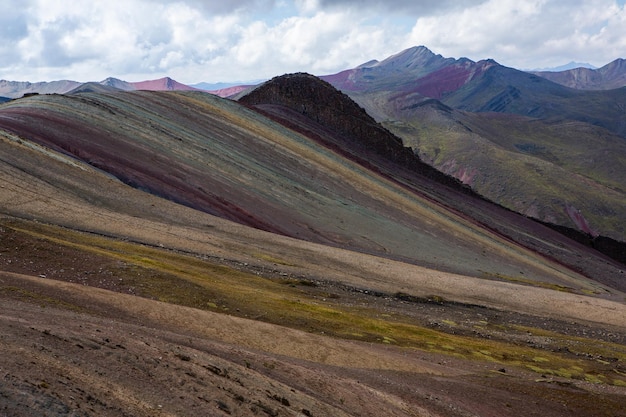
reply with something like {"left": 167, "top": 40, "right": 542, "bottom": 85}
{"left": 2, "top": 88, "right": 622, "bottom": 289}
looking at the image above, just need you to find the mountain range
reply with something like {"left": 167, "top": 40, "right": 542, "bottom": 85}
{"left": 3, "top": 48, "right": 624, "bottom": 99}
{"left": 1, "top": 47, "right": 626, "bottom": 416}
{"left": 531, "top": 58, "right": 626, "bottom": 90}
{"left": 531, "top": 61, "right": 597, "bottom": 72}
{"left": 319, "top": 46, "right": 626, "bottom": 247}
{"left": 0, "top": 76, "right": 201, "bottom": 98}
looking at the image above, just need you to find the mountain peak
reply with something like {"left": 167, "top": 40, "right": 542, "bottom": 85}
{"left": 130, "top": 77, "right": 198, "bottom": 92}
{"left": 533, "top": 61, "right": 597, "bottom": 72}
{"left": 100, "top": 77, "right": 123, "bottom": 84}
{"left": 357, "top": 59, "right": 379, "bottom": 69}
{"left": 530, "top": 57, "right": 626, "bottom": 90}
{"left": 376, "top": 45, "right": 441, "bottom": 69}
{"left": 238, "top": 72, "right": 421, "bottom": 162}
{"left": 240, "top": 72, "right": 377, "bottom": 125}
{"left": 603, "top": 57, "right": 626, "bottom": 71}
{"left": 99, "top": 77, "right": 134, "bottom": 90}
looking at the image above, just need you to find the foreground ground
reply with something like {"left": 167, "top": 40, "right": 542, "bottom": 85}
{"left": 1, "top": 218, "right": 625, "bottom": 417}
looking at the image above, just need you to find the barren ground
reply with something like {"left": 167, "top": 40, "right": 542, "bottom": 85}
{"left": 1, "top": 218, "right": 625, "bottom": 417}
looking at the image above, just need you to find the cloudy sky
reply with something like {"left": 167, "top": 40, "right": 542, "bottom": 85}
{"left": 2, "top": 0, "right": 626, "bottom": 84}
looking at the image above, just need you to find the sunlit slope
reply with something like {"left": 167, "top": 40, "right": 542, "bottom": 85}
{"left": 0, "top": 90, "right": 619, "bottom": 291}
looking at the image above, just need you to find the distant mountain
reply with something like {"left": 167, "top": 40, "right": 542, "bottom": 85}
{"left": 67, "top": 82, "right": 125, "bottom": 94}
{"left": 531, "top": 62, "right": 597, "bottom": 72}
{"left": 323, "top": 47, "right": 626, "bottom": 136}
{"left": 100, "top": 77, "right": 135, "bottom": 90}
{"left": 191, "top": 81, "right": 264, "bottom": 90}
{"left": 208, "top": 85, "right": 254, "bottom": 98}
{"left": 0, "top": 79, "right": 82, "bottom": 98}
{"left": 191, "top": 81, "right": 236, "bottom": 90}
{"left": 531, "top": 58, "right": 626, "bottom": 90}
{"left": 322, "top": 45, "right": 467, "bottom": 93}
{"left": 129, "top": 76, "right": 200, "bottom": 92}
{"left": 190, "top": 81, "right": 265, "bottom": 97}
{"left": 0, "top": 76, "right": 199, "bottom": 98}
{"left": 438, "top": 64, "right": 626, "bottom": 137}
{"left": 322, "top": 46, "right": 626, "bottom": 242}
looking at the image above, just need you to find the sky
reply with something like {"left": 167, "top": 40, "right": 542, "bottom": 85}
{"left": 2, "top": 0, "right": 626, "bottom": 84}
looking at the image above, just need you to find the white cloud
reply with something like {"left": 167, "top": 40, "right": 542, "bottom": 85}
{"left": 1, "top": 0, "right": 625, "bottom": 83}
{"left": 406, "top": 0, "right": 626, "bottom": 69}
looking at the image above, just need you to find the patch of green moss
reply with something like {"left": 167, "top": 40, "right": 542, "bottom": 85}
{"left": 253, "top": 252, "right": 295, "bottom": 266}
{"left": 613, "top": 379, "right": 626, "bottom": 387}
{"left": 480, "top": 271, "right": 575, "bottom": 293}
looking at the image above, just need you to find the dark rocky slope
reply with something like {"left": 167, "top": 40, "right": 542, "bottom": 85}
{"left": 239, "top": 73, "right": 474, "bottom": 189}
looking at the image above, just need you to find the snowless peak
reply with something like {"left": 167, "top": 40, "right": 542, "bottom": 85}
{"left": 99, "top": 77, "right": 134, "bottom": 90}
{"left": 357, "top": 59, "right": 379, "bottom": 69}
{"left": 130, "top": 77, "right": 199, "bottom": 91}
{"left": 100, "top": 77, "right": 122, "bottom": 85}
{"left": 373, "top": 46, "right": 459, "bottom": 72}
{"left": 379, "top": 45, "right": 436, "bottom": 64}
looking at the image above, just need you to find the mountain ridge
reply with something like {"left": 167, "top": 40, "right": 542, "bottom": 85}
{"left": 0, "top": 76, "right": 202, "bottom": 98}
{"left": 3, "top": 45, "right": 624, "bottom": 97}
{"left": 3, "top": 46, "right": 624, "bottom": 245}
{"left": 532, "top": 58, "right": 626, "bottom": 90}
{"left": 531, "top": 61, "right": 597, "bottom": 72}
{"left": 318, "top": 47, "right": 626, "bottom": 243}
{"left": 3, "top": 85, "right": 624, "bottom": 288}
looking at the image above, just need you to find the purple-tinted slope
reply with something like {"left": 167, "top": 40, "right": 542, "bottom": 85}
{"left": 0, "top": 93, "right": 287, "bottom": 235}
{"left": 130, "top": 77, "right": 200, "bottom": 91}
{"left": 405, "top": 60, "right": 496, "bottom": 99}
{"left": 1, "top": 85, "right": 624, "bottom": 291}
